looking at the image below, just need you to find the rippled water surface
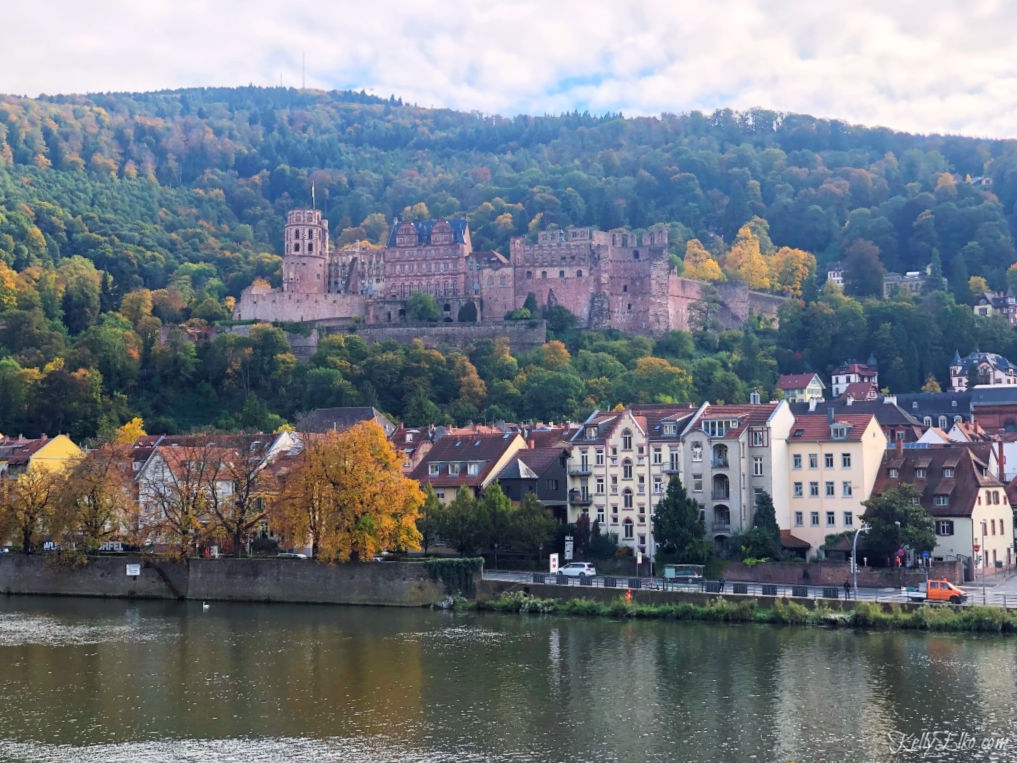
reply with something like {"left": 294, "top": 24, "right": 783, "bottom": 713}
{"left": 0, "top": 596, "right": 1015, "bottom": 761}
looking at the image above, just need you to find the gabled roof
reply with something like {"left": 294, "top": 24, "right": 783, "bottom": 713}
{"left": 411, "top": 432, "right": 524, "bottom": 488}
{"left": 689, "top": 403, "right": 780, "bottom": 439}
{"left": 497, "top": 447, "right": 565, "bottom": 481}
{"left": 789, "top": 413, "right": 876, "bottom": 442}
{"left": 832, "top": 362, "right": 877, "bottom": 377}
{"left": 386, "top": 219, "right": 469, "bottom": 247}
{"left": 871, "top": 445, "right": 1003, "bottom": 518}
{"left": 971, "top": 386, "right": 1017, "bottom": 406}
{"left": 895, "top": 391, "right": 971, "bottom": 418}
{"left": 296, "top": 407, "right": 395, "bottom": 435}
{"left": 841, "top": 381, "right": 878, "bottom": 401}
{"left": 776, "top": 373, "right": 824, "bottom": 391}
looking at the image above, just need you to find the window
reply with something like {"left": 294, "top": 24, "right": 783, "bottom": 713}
{"left": 622, "top": 460, "right": 633, "bottom": 480}
{"left": 825, "top": 453, "right": 834, "bottom": 468}
{"left": 702, "top": 420, "right": 730, "bottom": 438}
{"left": 936, "top": 520, "right": 954, "bottom": 536}
{"left": 653, "top": 446, "right": 662, "bottom": 464}
{"left": 933, "top": 495, "right": 948, "bottom": 506}
{"left": 663, "top": 423, "right": 677, "bottom": 436}
{"left": 841, "top": 453, "right": 852, "bottom": 469}
{"left": 752, "top": 456, "right": 763, "bottom": 476}
{"left": 809, "top": 482, "right": 819, "bottom": 497}
{"left": 943, "top": 467, "right": 954, "bottom": 478}
{"left": 428, "top": 463, "right": 440, "bottom": 476}
{"left": 808, "top": 454, "right": 818, "bottom": 469}
{"left": 826, "top": 511, "right": 836, "bottom": 527}
{"left": 831, "top": 424, "right": 848, "bottom": 440}
{"left": 467, "top": 463, "right": 479, "bottom": 476}
{"left": 843, "top": 512, "right": 854, "bottom": 527}
{"left": 691, "top": 443, "right": 703, "bottom": 462}
{"left": 559, "top": 270, "right": 565, "bottom": 278}
{"left": 825, "top": 481, "right": 835, "bottom": 497}
{"left": 750, "top": 429, "right": 766, "bottom": 447}
{"left": 621, "top": 431, "right": 632, "bottom": 450}
{"left": 810, "top": 511, "right": 820, "bottom": 527}
{"left": 889, "top": 468, "right": 898, "bottom": 478}
{"left": 915, "top": 468, "right": 926, "bottom": 479}
{"left": 793, "top": 454, "right": 802, "bottom": 469}
{"left": 692, "top": 474, "right": 703, "bottom": 492}
{"left": 597, "top": 507, "right": 605, "bottom": 524}
{"left": 653, "top": 478, "right": 663, "bottom": 494}
{"left": 623, "top": 490, "right": 633, "bottom": 508}
{"left": 595, "top": 449, "right": 604, "bottom": 466}
{"left": 842, "top": 481, "right": 853, "bottom": 497}
{"left": 449, "top": 464, "right": 460, "bottom": 476}
{"left": 794, "top": 511, "right": 804, "bottom": 527}
{"left": 623, "top": 519, "right": 634, "bottom": 539}
{"left": 793, "top": 482, "right": 803, "bottom": 497}
{"left": 596, "top": 478, "right": 604, "bottom": 494}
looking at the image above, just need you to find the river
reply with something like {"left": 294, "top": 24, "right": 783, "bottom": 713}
{"left": 0, "top": 595, "right": 1014, "bottom": 761}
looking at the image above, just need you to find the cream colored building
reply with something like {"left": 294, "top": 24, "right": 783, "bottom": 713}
{"left": 566, "top": 405, "right": 697, "bottom": 557}
{"left": 784, "top": 413, "right": 887, "bottom": 557}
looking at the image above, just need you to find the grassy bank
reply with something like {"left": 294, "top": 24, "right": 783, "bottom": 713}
{"left": 473, "top": 591, "right": 1017, "bottom": 633}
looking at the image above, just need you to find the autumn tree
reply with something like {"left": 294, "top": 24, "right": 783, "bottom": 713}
{"left": 725, "top": 224, "right": 770, "bottom": 290}
{"left": 273, "top": 422, "right": 422, "bottom": 562}
{"left": 114, "top": 417, "right": 146, "bottom": 445}
{"left": 52, "top": 444, "right": 137, "bottom": 552}
{"left": 769, "top": 246, "right": 816, "bottom": 297}
{"left": 204, "top": 437, "right": 275, "bottom": 556}
{"left": 682, "top": 238, "right": 725, "bottom": 282}
{"left": 0, "top": 466, "right": 59, "bottom": 553}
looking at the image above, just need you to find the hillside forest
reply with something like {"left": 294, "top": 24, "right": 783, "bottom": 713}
{"left": 1, "top": 87, "right": 1017, "bottom": 439}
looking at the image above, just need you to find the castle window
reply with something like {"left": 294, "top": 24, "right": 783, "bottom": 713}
{"left": 633, "top": 251, "right": 640, "bottom": 260}
{"left": 293, "top": 243, "right": 300, "bottom": 252}
{"left": 541, "top": 271, "right": 547, "bottom": 278}
{"left": 526, "top": 271, "right": 532, "bottom": 279}
{"left": 307, "top": 244, "right": 313, "bottom": 253}
{"left": 627, "top": 303, "right": 632, "bottom": 311}
{"left": 559, "top": 270, "right": 565, "bottom": 278}
{"left": 623, "top": 284, "right": 628, "bottom": 292}
{"left": 577, "top": 270, "right": 583, "bottom": 277}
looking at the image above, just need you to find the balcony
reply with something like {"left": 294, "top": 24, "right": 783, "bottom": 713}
{"left": 568, "top": 466, "right": 592, "bottom": 476}
{"left": 664, "top": 464, "right": 681, "bottom": 474}
{"left": 711, "top": 490, "right": 730, "bottom": 501}
{"left": 568, "top": 489, "right": 591, "bottom": 506}
{"left": 711, "top": 522, "right": 731, "bottom": 534}
{"left": 711, "top": 458, "right": 729, "bottom": 469}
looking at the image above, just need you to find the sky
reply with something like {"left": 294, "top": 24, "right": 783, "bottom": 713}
{"left": 4, "top": 0, "right": 1017, "bottom": 138}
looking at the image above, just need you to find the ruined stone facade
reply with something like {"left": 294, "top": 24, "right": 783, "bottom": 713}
{"left": 234, "top": 208, "right": 783, "bottom": 335}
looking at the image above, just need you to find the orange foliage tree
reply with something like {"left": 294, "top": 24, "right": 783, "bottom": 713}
{"left": 272, "top": 421, "right": 423, "bottom": 561}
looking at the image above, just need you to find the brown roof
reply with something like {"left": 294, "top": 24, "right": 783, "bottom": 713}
{"left": 871, "top": 445, "right": 1003, "bottom": 518}
{"left": 841, "top": 381, "right": 878, "bottom": 401}
{"left": 0, "top": 437, "right": 50, "bottom": 466}
{"left": 777, "top": 373, "right": 821, "bottom": 390}
{"left": 696, "top": 403, "right": 779, "bottom": 440}
{"left": 789, "top": 413, "right": 876, "bottom": 442}
{"left": 411, "top": 432, "right": 524, "bottom": 488}
{"left": 780, "top": 530, "right": 811, "bottom": 549}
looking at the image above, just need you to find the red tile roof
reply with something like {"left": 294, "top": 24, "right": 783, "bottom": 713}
{"left": 411, "top": 432, "right": 524, "bottom": 488}
{"left": 777, "top": 373, "right": 821, "bottom": 390}
{"left": 789, "top": 413, "right": 876, "bottom": 442}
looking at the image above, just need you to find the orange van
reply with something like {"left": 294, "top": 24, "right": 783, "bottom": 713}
{"left": 906, "top": 579, "right": 968, "bottom": 604}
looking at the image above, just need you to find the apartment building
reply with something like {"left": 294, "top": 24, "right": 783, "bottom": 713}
{"left": 565, "top": 405, "right": 696, "bottom": 556}
{"left": 679, "top": 399, "right": 795, "bottom": 543}
{"left": 784, "top": 412, "right": 887, "bottom": 556}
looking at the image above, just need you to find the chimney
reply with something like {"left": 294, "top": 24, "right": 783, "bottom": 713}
{"left": 896, "top": 438, "right": 904, "bottom": 457}
{"left": 808, "top": 398, "right": 818, "bottom": 413}
{"left": 827, "top": 407, "right": 835, "bottom": 425}
{"left": 528, "top": 439, "right": 535, "bottom": 449}
{"left": 998, "top": 440, "right": 1006, "bottom": 481}
{"left": 750, "top": 390, "right": 761, "bottom": 405}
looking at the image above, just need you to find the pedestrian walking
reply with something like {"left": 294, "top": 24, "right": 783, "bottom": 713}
{"left": 843, "top": 579, "right": 851, "bottom": 599}
{"left": 719, "top": 576, "right": 726, "bottom": 593}
{"left": 802, "top": 568, "right": 810, "bottom": 584}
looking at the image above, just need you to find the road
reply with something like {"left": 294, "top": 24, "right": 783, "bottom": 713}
{"left": 483, "top": 569, "right": 1017, "bottom": 608}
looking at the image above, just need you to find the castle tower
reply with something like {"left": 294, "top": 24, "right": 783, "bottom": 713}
{"left": 282, "top": 209, "right": 329, "bottom": 294}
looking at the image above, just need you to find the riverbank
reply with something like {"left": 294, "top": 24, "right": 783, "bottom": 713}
{"left": 474, "top": 590, "right": 1017, "bottom": 633}
{"left": 0, "top": 554, "right": 474, "bottom": 607}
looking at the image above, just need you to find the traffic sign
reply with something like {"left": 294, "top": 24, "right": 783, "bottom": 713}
{"left": 549, "top": 553, "right": 559, "bottom": 573}
{"left": 973, "top": 544, "right": 980, "bottom": 553}
{"left": 922, "top": 550, "right": 930, "bottom": 558}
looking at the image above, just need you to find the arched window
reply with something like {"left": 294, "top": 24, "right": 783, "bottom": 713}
{"left": 541, "top": 271, "right": 547, "bottom": 279}
{"left": 622, "top": 459, "right": 633, "bottom": 480}
{"left": 622, "top": 430, "right": 632, "bottom": 450}
{"left": 307, "top": 243, "right": 313, "bottom": 253}
{"left": 623, "top": 489, "right": 633, "bottom": 508}
{"left": 526, "top": 271, "right": 533, "bottom": 280}
{"left": 576, "top": 269, "right": 583, "bottom": 277}
{"left": 623, "top": 518, "right": 634, "bottom": 539}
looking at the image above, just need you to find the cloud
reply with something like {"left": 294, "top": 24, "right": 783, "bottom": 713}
{"left": 4, "top": 0, "right": 1017, "bottom": 137}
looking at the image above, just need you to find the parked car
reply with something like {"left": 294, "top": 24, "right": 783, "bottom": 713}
{"left": 277, "top": 552, "right": 309, "bottom": 559}
{"left": 559, "top": 562, "right": 596, "bottom": 577}
{"left": 905, "top": 579, "right": 968, "bottom": 604}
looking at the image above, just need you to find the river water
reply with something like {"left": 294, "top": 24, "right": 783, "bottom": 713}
{"left": 0, "top": 596, "right": 1015, "bottom": 762}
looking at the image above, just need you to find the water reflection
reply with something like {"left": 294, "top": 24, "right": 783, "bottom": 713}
{"left": 1, "top": 596, "right": 1016, "bottom": 761}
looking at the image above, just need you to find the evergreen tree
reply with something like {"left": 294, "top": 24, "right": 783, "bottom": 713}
{"left": 861, "top": 485, "right": 936, "bottom": 563}
{"left": 652, "top": 475, "right": 712, "bottom": 563}
{"left": 737, "top": 490, "right": 783, "bottom": 560}
{"left": 416, "top": 484, "right": 443, "bottom": 554}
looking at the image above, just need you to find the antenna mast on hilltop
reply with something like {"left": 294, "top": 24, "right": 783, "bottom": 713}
{"left": 311, "top": 182, "right": 316, "bottom": 210}
{"left": 302, "top": 51, "right": 306, "bottom": 90}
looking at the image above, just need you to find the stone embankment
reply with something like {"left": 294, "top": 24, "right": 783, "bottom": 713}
{"left": 0, "top": 555, "right": 455, "bottom": 607}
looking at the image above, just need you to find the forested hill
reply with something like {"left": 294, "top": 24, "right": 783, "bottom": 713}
{"left": 2, "top": 86, "right": 1017, "bottom": 440}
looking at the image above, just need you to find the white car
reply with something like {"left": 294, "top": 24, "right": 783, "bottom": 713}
{"left": 559, "top": 562, "right": 596, "bottom": 577}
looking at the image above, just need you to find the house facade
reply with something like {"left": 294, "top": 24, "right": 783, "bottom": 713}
{"left": 776, "top": 373, "right": 825, "bottom": 403}
{"left": 0, "top": 434, "right": 82, "bottom": 477}
{"left": 830, "top": 359, "right": 879, "bottom": 398}
{"left": 949, "top": 351, "right": 1017, "bottom": 392}
{"left": 410, "top": 432, "right": 527, "bottom": 503}
{"left": 784, "top": 413, "right": 887, "bottom": 556}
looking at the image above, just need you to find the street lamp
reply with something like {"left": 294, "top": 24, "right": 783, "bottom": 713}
{"left": 852, "top": 522, "right": 870, "bottom": 597}
{"left": 981, "top": 520, "right": 987, "bottom": 605}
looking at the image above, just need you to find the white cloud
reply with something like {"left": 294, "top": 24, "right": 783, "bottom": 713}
{"left": 4, "top": 0, "right": 1017, "bottom": 137}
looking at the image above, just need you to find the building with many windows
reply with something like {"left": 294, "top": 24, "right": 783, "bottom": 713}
{"left": 784, "top": 412, "right": 887, "bottom": 556}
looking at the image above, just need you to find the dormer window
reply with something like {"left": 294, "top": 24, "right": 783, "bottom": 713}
{"left": 951, "top": 400, "right": 957, "bottom": 408}
{"left": 663, "top": 423, "right": 677, "bottom": 436}
{"left": 933, "top": 495, "right": 949, "bottom": 506}
{"left": 915, "top": 468, "right": 926, "bottom": 479}
{"left": 428, "top": 463, "right": 440, "bottom": 476}
{"left": 467, "top": 463, "right": 479, "bottom": 476}
{"left": 889, "top": 468, "right": 898, "bottom": 478}
{"left": 943, "top": 467, "right": 954, "bottom": 478}
{"left": 702, "top": 420, "right": 730, "bottom": 438}
{"left": 449, "top": 464, "right": 461, "bottom": 476}
{"left": 586, "top": 426, "right": 597, "bottom": 440}
{"left": 830, "top": 424, "right": 848, "bottom": 440}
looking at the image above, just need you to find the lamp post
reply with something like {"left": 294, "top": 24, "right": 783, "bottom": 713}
{"left": 852, "top": 523, "right": 870, "bottom": 597}
{"left": 981, "top": 520, "right": 987, "bottom": 605}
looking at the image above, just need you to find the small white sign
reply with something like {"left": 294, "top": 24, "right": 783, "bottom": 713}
{"left": 126, "top": 564, "right": 141, "bottom": 577}
{"left": 637, "top": 551, "right": 643, "bottom": 566}
{"left": 564, "top": 536, "right": 574, "bottom": 561}
{"left": 549, "top": 553, "right": 559, "bottom": 573}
